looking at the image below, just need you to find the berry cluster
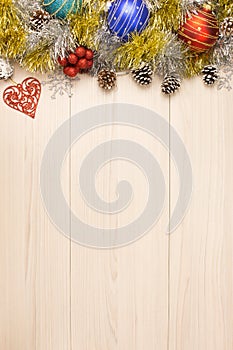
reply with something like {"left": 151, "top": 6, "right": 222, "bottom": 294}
{"left": 58, "top": 46, "right": 94, "bottom": 78}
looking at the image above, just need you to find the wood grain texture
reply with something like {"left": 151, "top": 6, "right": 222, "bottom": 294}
{"left": 70, "top": 75, "right": 169, "bottom": 350}
{"left": 169, "top": 78, "right": 233, "bottom": 350}
{"left": 0, "top": 68, "right": 233, "bottom": 350}
{"left": 0, "top": 67, "right": 71, "bottom": 350}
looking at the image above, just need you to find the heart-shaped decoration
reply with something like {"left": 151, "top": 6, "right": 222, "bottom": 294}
{"left": 3, "top": 77, "right": 41, "bottom": 118}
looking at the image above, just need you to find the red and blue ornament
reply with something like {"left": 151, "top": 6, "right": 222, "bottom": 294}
{"left": 107, "top": 0, "right": 150, "bottom": 41}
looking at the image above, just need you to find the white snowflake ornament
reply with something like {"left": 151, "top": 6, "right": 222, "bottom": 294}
{"left": 41, "top": 70, "right": 80, "bottom": 99}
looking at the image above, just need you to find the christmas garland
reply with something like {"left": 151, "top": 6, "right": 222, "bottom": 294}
{"left": 0, "top": 0, "right": 233, "bottom": 94}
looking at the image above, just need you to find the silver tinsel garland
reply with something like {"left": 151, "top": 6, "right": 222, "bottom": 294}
{"left": 213, "top": 36, "right": 233, "bottom": 66}
{"left": 0, "top": 58, "right": 14, "bottom": 80}
{"left": 212, "top": 36, "right": 233, "bottom": 90}
{"left": 13, "top": 0, "right": 43, "bottom": 24}
{"left": 25, "top": 19, "right": 76, "bottom": 61}
{"left": 155, "top": 34, "right": 187, "bottom": 78}
{"left": 144, "top": 0, "right": 160, "bottom": 11}
{"left": 90, "top": 27, "right": 122, "bottom": 75}
{"left": 14, "top": 0, "right": 42, "bottom": 11}
{"left": 14, "top": 0, "right": 75, "bottom": 64}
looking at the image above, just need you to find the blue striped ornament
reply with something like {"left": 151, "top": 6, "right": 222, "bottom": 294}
{"left": 43, "top": 0, "right": 82, "bottom": 19}
{"left": 107, "top": 0, "right": 150, "bottom": 41}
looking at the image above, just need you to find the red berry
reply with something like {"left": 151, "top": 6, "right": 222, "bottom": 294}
{"left": 86, "top": 59, "right": 93, "bottom": 68}
{"left": 58, "top": 56, "right": 68, "bottom": 67}
{"left": 77, "top": 58, "right": 88, "bottom": 69}
{"left": 75, "top": 46, "right": 86, "bottom": 58}
{"left": 63, "top": 66, "right": 78, "bottom": 78}
{"left": 85, "top": 49, "right": 94, "bottom": 60}
{"left": 68, "top": 53, "right": 78, "bottom": 65}
{"left": 74, "top": 63, "right": 81, "bottom": 73}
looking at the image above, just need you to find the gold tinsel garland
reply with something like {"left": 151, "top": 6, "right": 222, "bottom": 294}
{"left": 154, "top": 0, "right": 181, "bottom": 31}
{"left": 184, "top": 52, "right": 212, "bottom": 78}
{"left": 0, "top": 0, "right": 26, "bottom": 58}
{"left": 22, "top": 43, "right": 55, "bottom": 73}
{"left": 114, "top": 15, "right": 168, "bottom": 70}
{"left": 217, "top": 0, "right": 233, "bottom": 21}
{"left": 69, "top": 0, "right": 106, "bottom": 50}
{"left": 0, "top": 0, "right": 232, "bottom": 80}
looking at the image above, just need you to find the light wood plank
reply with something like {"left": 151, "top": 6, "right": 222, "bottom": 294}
{"left": 70, "top": 75, "right": 170, "bottom": 350}
{"left": 0, "top": 66, "right": 71, "bottom": 350}
{"left": 2, "top": 67, "right": 233, "bottom": 350}
{"left": 169, "top": 78, "right": 233, "bottom": 350}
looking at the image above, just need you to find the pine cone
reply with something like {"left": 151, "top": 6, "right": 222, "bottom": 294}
{"left": 161, "top": 74, "right": 181, "bottom": 95}
{"left": 30, "top": 9, "right": 52, "bottom": 31}
{"left": 98, "top": 69, "right": 117, "bottom": 90}
{"left": 220, "top": 17, "right": 233, "bottom": 37}
{"left": 202, "top": 65, "right": 218, "bottom": 85}
{"left": 132, "top": 64, "right": 153, "bottom": 86}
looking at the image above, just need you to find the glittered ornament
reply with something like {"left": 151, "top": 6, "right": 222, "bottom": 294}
{"left": 0, "top": 57, "right": 14, "bottom": 80}
{"left": 178, "top": 5, "right": 219, "bottom": 53}
{"left": 107, "top": 0, "right": 150, "bottom": 41}
{"left": 43, "top": 0, "right": 82, "bottom": 19}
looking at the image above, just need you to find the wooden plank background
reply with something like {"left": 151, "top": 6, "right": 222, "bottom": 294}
{"left": 0, "top": 66, "right": 232, "bottom": 350}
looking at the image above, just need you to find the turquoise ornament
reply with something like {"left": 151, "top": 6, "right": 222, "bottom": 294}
{"left": 43, "top": 0, "right": 82, "bottom": 19}
{"left": 107, "top": 0, "right": 150, "bottom": 41}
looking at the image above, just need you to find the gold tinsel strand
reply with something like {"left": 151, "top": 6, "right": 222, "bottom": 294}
{"left": 218, "top": 0, "right": 233, "bottom": 22}
{"left": 69, "top": 0, "right": 106, "bottom": 49}
{"left": 0, "top": 0, "right": 26, "bottom": 58}
{"left": 184, "top": 52, "right": 212, "bottom": 78}
{"left": 21, "top": 43, "right": 55, "bottom": 73}
{"left": 114, "top": 16, "right": 168, "bottom": 70}
{"left": 155, "top": 0, "right": 181, "bottom": 31}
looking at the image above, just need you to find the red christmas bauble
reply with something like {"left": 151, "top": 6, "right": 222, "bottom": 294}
{"left": 85, "top": 49, "right": 94, "bottom": 60}
{"left": 58, "top": 56, "right": 68, "bottom": 66}
{"left": 63, "top": 66, "right": 78, "bottom": 77}
{"left": 75, "top": 46, "right": 86, "bottom": 58}
{"left": 86, "top": 59, "right": 93, "bottom": 68}
{"left": 68, "top": 53, "right": 78, "bottom": 65}
{"left": 178, "top": 5, "right": 219, "bottom": 53}
{"left": 77, "top": 58, "right": 88, "bottom": 69}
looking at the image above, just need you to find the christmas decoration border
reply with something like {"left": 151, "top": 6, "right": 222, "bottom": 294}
{"left": 0, "top": 0, "right": 232, "bottom": 94}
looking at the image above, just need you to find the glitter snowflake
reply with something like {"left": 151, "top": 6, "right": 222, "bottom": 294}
{"left": 41, "top": 70, "right": 80, "bottom": 99}
{"left": 217, "top": 64, "right": 233, "bottom": 91}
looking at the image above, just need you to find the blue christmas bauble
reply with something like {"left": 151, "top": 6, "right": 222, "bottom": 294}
{"left": 107, "top": 0, "right": 150, "bottom": 41}
{"left": 43, "top": 0, "right": 82, "bottom": 19}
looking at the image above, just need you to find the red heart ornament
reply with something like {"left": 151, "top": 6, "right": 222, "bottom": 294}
{"left": 3, "top": 77, "right": 41, "bottom": 118}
